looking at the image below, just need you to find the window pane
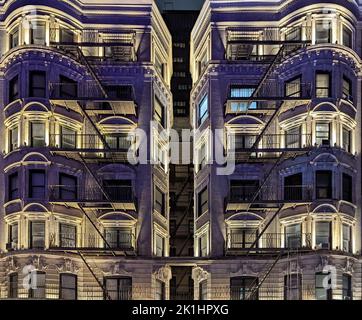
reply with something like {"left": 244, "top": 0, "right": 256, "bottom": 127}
{"left": 316, "top": 170, "right": 332, "bottom": 199}
{"left": 30, "top": 122, "right": 46, "bottom": 147}
{"left": 61, "top": 127, "right": 76, "bottom": 149}
{"left": 285, "top": 77, "right": 301, "bottom": 97}
{"left": 343, "top": 26, "right": 352, "bottom": 48}
{"left": 29, "top": 71, "right": 46, "bottom": 98}
{"left": 10, "top": 27, "right": 19, "bottom": 49}
{"left": 60, "top": 274, "right": 77, "bottom": 300}
{"left": 316, "top": 73, "right": 330, "bottom": 98}
{"left": 9, "top": 273, "right": 18, "bottom": 298}
{"left": 316, "top": 21, "right": 331, "bottom": 44}
{"left": 315, "top": 222, "right": 330, "bottom": 249}
{"left": 315, "top": 123, "right": 330, "bottom": 146}
{"left": 29, "top": 170, "right": 46, "bottom": 198}
{"left": 59, "top": 224, "right": 76, "bottom": 248}
{"left": 9, "top": 172, "right": 19, "bottom": 201}
{"left": 9, "top": 75, "right": 19, "bottom": 102}
{"left": 30, "top": 22, "right": 46, "bottom": 45}
{"left": 198, "top": 95, "right": 208, "bottom": 125}
{"left": 342, "top": 224, "right": 352, "bottom": 253}
{"left": 285, "top": 126, "right": 301, "bottom": 148}
{"left": 9, "top": 223, "right": 18, "bottom": 248}
{"left": 30, "top": 222, "right": 45, "bottom": 249}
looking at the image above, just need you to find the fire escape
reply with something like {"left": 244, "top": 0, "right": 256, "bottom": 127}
{"left": 225, "top": 26, "right": 314, "bottom": 299}
{"left": 47, "top": 27, "right": 137, "bottom": 299}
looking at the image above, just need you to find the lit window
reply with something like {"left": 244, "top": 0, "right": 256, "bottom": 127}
{"left": 342, "top": 224, "right": 352, "bottom": 253}
{"left": 29, "top": 71, "right": 46, "bottom": 98}
{"left": 197, "top": 95, "right": 208, "bottom": 126}
{"left": 60, "top": 274, "right": 77, "bottom": 300}
{"left": 342, "top": 26, "right": 352, "bottom": 48}
{"left": 285, "top": 76, "right": 301, "bottom": 97}
{"left": 285, "top": 224, "right": 302, "bottom": 248}
{"left": 315, "top": 272, "right": 332, "bottom": 300}
{"left": 59, "top": 223, "right": 76, "bottom": 248}
{"left": 197, "top": 187, "right": 208, "bottom": 217}
{"left": 315, "top": 72, "right": 331, "bottom": 98}
{"left": 9, "top": 126, "right": 19, "bottom": 152}
{"left": 315, "top": 221, "right": 331, "bottom": 249}
{"left": 29, "top": 221, "right": 45, "bottom": 249}
{"left": 229, "top": 228, "right": 258, "bottom": 249}
{"left": 315, "top": 122, "right": 330, "bottom": 146}
{"left": 315, "top": 21, "right": 332, "bottom": 44}
{"left": 284, "top": 274, "right": 302, "bottom": 300}
{"left": 29, "top": 169, "right": 46, "bottom": 199}
{"left": 60, "top": 126, "right": 76, "bottom": 149}
{"left": 230, "top": 86, "right": 257, "bottom": 111}
{"left": 315, "top": 170, "right": 332, "bottom": 199}
{"left": 30, "top": 122, "right": 46, "bottom": 147}
{"left": 30, "top": 21, "right": 46, "bottom": 45}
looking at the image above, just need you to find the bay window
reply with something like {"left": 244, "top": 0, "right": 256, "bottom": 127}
{"left": 315, "top": 122, "right": 330, "bottom": 146}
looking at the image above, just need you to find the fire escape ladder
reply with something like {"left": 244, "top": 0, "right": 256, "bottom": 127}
{"left": 174, "top": 172, "right": 192, "bottom": 205}
{"left": 175, "top": 269, "right": 190, "bottom": 292}
{"left": 78, "top": 251, "right": 112, "bottom": 300}
{"left": 172, "top": 195, "right": 193, "bottom": 237}
{"left": 177, "top": 232, "right": 193, "bottom": 257}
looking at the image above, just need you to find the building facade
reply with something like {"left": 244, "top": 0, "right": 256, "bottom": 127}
{"left": 0, "top": 0, "right": 361, "bottom": 301}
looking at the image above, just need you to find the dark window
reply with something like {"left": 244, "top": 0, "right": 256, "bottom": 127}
{"left": 342, "top": 76, "right": 353, "bottom": 101}
{"left": 342, "top": 173, "right": 352, "bottom": 202}
{"left": 284, "top": 274, "right": 302, "bottom": 300}
{"left": 315, "top": 272, "right": 332, "bottom": 300}
{"left": 315, "top": 21, "right": 332, "bottom": 44}
{"left": 105, "top": 133, "right": 130, "bottom": 150}
{"left": 59, "top": 173, "right": 77, "bottom": 200}
{"left": 285, "top": 126, "right": 301, "bottom": 149}
{"left": 9, "top": 75, "right": 19, "bottom": 102}
{"left": 9, "top": 126, "right": 19, "bottom": 152}
{"left": 29, "top": 71, "right": 46, "bottom": 98}
{"left": 105, "top": 85, "right": 133, "bottom": 100}
{"left": 316, "top": 72, "right": 331, "bottom": 98}
{"left": 8, "top": 172, "right": 19, "bottom": 201}
{"left": 315, "top": 221, "right": 331, "bottom": 249}
{"left": 199, "top": 233, "right": 208, "bottom": 257}
{"left": 102, "top": 179, "right": 132, "bottom": 201}
{"left": 315, "top": 122, "right": 331, "bottom": 146}
{"left": 30, "top": 22, "right": 46, "bottom": 45}
{"left": 342, "top": 274, "right": 352, "bottom": 300}
{"left": 229, "top": 86, "right": 257, "bottom": 111}
{"left": 230, "top": 180, "right": 259, "bottom": 202}
{"left": 199, "top": 280, "right": 207, "bottom": 300}
{"left": 230, "top": 277, "right": 258, "bottom": 300}
{"left": 8, "top": 273, "right": 18, "bottom": 298}
{"left": 29, "top": 170, "right": 46, "bottom": 199}
{"left": 155, "top": 280, "right": 165, "bottom": 300}
{"left": 229, "top": 229, "right": 258, "bottom": 249}
{"left": 9, "top": 27, "right": 19, "bottom": 49}
{"left": 9, "top": 223, "right": 18, "bottom": 249}
{"left": 154, "top": 187, "right": 166, "bottom": 216}
{"left": 197, "top": 187, "right": 208, "bottom": 217}
{"left": 197, "top": 95, "right": 208, "bottom": 126}
{"left": 343, "top": 26, "right": 352, "bottom": 48}
{"left": 29, "top": 221, "right": 45, "bottom": 249}
{"left": 59, "top": 223, "right": 76, "bottom": 248}
{"left": 198, "top": 143, "right": 207, "bottom": 171}
{"left": 285, "top": 76, "right": 301, "bottom": 98}
{"left": 342, "top": 224, "right": 352, "bottom": 253}
{"left": 59, "top": 75, "right": 77, "bottom": 98}
{"left": 59, "top": 28, "right": 75, "bottom": 43}
{"left": 342, "top": 127, "right": 351, "bottom": 153}
{"left": 104, "top": 277, "right": 132, "bottom": 300}
{"left": 30, "top": 122, "right": 46, "bottom": 147}
{"left": 60, "top": 274, "right": 77, "bottom": 300}
{"left": 104, "top": 228, "right": 132, "bottom": 249}
{"left": 285, "top": 224, "right": 302, "bottom": 248}
{"left": 29, "top": 271, "right": 46, "bottom": 299}
{"left": 316, "top": 170, "right": 332, "bottom": 199}
{"left": 284, "top": 173, "right": 303, "bottom": 201}
{"left": 155, "top": 233, "right": 164, "bottom": 257}
{"left": 234, "top": 134, "right": 256, "bottom": 150}
{"left": 154, "top": 97, "right": 167, "bottom": 128}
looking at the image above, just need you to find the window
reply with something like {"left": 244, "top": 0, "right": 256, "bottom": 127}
{"left": 9, "top": 75, "right": 19, "bottom": 102}
{"left": 104, "top": 228, "right": 132, "bottom": 249}
{"left": 316, "top": 170, "right": 332, "bottom": 199}
{"left": 9, "top": 223, "right": 18, "bottom": 249}
{"left": 229, "top": 86, "right": 257, "bottom": 111}
{"left": 342, "top": 224, "right": 352, "bottom": 253}
{"left": 315, "top": 21, "right": 332, "bottom": 44}
{"left": 199, "top": 233, "right": 208, "bottom": 257}
{"left": 8, "top": 172, "right": 19, "bottom": 201}
{"left": 105, "top": 133, "right": 130, "bottom": 150}
{"left": 154, "top": 97, "right": 167, "bottom": 128}
{"left": 342, "top": 173, "right": 352, "bottom": 203}
{"left": 60, "top": 274, "right": 77, "bottom": 300}
{"left": 284, "top": 173, "right": 303, "bottom": 201}
{"left": 342, "top": 26, "right": 352, "bottom": 48}
{"left": 229, "top": 229, "right": 258, "bottom": 249}
{"left": 102, "top": 179, "right": 132, "bottom": 201}
{"left": 316, "top": 72, "right": 331, "bottom": 98}
{"left": 315, "top": 221, "right": 331, "bottom": 249}
{"left": 60, "top": 126, "right": 76, "bottom": 149}
{"left": 60, "top": 28, "right": 74, "bottom": 43}
{"left": 30, "top": 122, "right": 46, "bottom": 147}
{"left": 59, "top": 75, "right": 77, "bottom": 98}
{"left": 154, "top": 187, "right": 166, "bottom": 216}
{"left": 155, "top": 280, "right": 165, "bottom": 300}
{"left": 30, "top": 21, "right": 46, "bottom": 45}
{"left": 29, "top": 71, "right": 46, "bottom": 98}
{"left": 198, "top": 143, "right": 207, "bottom": 171}
{"left": 342, "top": 127, "right": 351, "bottom": 153}
{"left": 197, "top": 95, "right": 208, "bottom": 126}
{"left": 29, "top": 271, "right": 46, "bottom": 299}
{"left": 197, "top": 187, "right": 208, "bottom": 217}
{"left": 315, "top": 272, "right": 332, "bottom": 300}
{"left": 342, "top": 274, "right": 352, "bottom": 300}
{"left": 155, "top": 54, "right": 165, "bottom": 78}
{"left": 30, "top": 221, "right": 45, "bottom": 249}
{"left": 199, "top": 280, "right": 207, "bottom": 300}
{"left": 342, "top": 76, "right": 352, "bottom": 101}
{"left": 9, "top": 126, "right": 19, "bottom": 152}
{"left": 29, "top": 170, "right": 46, "bottom": 199}
{"left": 197, "top": 50, "right": 208, "bottom": 77}
{"left": 104, "top": 277, "right": 132, "bottom": 300}
{"left": 315, "top": 122, "right": 330, "bottom": 146}
{"left": 9, "top": 27, "right": 19, "bottom": 49}
{"left": 59, "top": 223, "right": 76, "bottom": 248}
{"left": 155, "top": 233, "right": 164, "bottom": 257}
{"left": 285, "top": 76, "right": 301, "bottom": 98}
{"left": 285, "top": 224, "right": 302, "bottom": 248}
{"left": 285, "top": 26, "right": 302, "bottom": 42}
{"left": 230, "top": 180, "right": 259, "bottom": 202}
{"left": 284, "top": 274, "right": 302, "bottom": 300}
{"left": 233, "top": 134, "right": 256, "bottom": 150}
{"left": 8, "top": 273, "right": 18, "bottom": 298}
{"left": 59, "top": 173, "right": 77, "bottom": 200}
{"left": 285, "top": 126, "right": 301, "bottom": 149}
{"left": 230, "top": 277, "right": 258, "bottom": 300}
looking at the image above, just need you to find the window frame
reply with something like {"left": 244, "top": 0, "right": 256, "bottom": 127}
{"left": 29, "top": 221, "right": 46, "bottom": 249}
{"left": 9, "top": 75, "right": 19, "bottom": 103}
{"left": 197, "top": 187, "right": 208, "bottom": 217}
{"left": 59, "top": 273, "right": 77, "bottom": 300}
{"left": 197, "top": 94, "right": 208, "bottom": 126}
{"left": 285, "top": 76, "right": 302, "bottom": 98}
{"left": 30, "top": 121, "right": 46, "bottom": 147}
{"left": 154, "top": 186, "right": 166, "bottom": 217}
{"left": 315, "top": 170, "right": 332, "bottom": 199}
{"left": 315, "top": 72, "right": 331, "bottom": 98}
{"left": 8, "top": 171, "right": 19, "bottom": 201}
{"left": 29, "top": 169, "right": 46, "bottom": 199}
{"left": 59, "top": 223, "right": 77, "bottom": 248}
{"left": 29, "top": 70, "right": 46, "bottom": 98}
{"left": 315, "top": 272, "right": 332, "bottom": 300}
{"left": 315, "top": 20, "right": 332, "bottom": 44}
{"left": 8, "top": 273, "right": 18, "bottom": 299}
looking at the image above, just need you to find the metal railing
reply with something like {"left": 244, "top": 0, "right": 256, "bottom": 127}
{"left": 226, "top": 233, "right": 312, "bottom": 250}
{"left": 49, "top": 185, "right": 134, "bottom": 202}
{"left": 49, "top": 134, "right": 132, "bottom": 151}
{"left": 228, "top": 185, "right": 313, "bottom": 203}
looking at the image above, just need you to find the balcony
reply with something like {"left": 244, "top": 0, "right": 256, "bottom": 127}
{"left": 226, "top": 232, "right": 313, "bottom": 254}
{"left": 49, "top": 185, "right": 136, "bottom": 211}
{"left": 226, "top": 185, "right": 313, "bottom": 211}
{"left": 226, "top": 26, "right": 312, "bottom": 61}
